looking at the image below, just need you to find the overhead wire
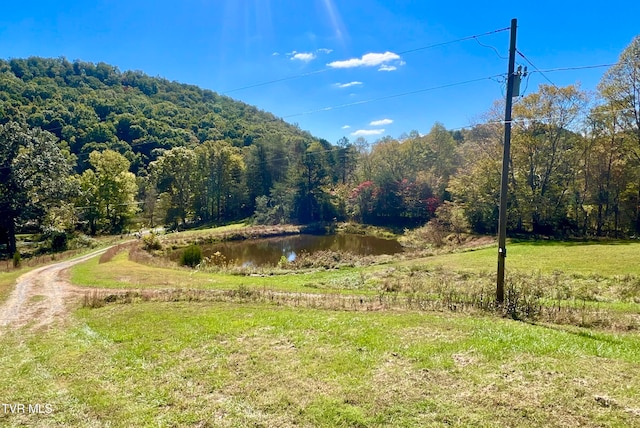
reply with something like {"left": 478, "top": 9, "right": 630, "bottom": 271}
{"left": 395, "top": 27, "right": 510, "bottom": 55}
{"left": 516, "top": 49, "right": 560, "bottom": 89}
{"left": 282, "top": 74, "right": 505, "bottom": 119}
{"left": 221, "top": 26, "right": 510, "bottom": 94}
{"left": 1, "top": 33, "right": 623, "bottom": 170}
{"left": 473, "top": 37, "right": 508, "bottom": 60}
{"left": 529, "top": 64, "right": 616, "bottom": 73}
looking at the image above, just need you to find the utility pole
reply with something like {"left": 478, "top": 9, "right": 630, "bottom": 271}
{"left": 496, "top": 18, "right": 518, "bottom": 304}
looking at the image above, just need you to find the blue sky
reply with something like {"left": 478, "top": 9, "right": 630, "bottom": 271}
{"left": 2, "top": 0, "right": 639, "bottom": 144}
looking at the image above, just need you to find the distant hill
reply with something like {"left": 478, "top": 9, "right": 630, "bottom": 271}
{"left": 0, "top": 57, "right": 322, "bottom": 172}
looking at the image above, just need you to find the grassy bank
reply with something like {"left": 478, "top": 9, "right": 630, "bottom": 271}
{"left": 71, "top": 250, "right": 383, "bottom": 294}
{"left": 416, "top": 240, "right": 640, "bottom": 276}
{"left": 0, "top": 267, "right": 33, "bottom": 304}
{"left": 69, "top": 236, "right": 640, "bottom": 328}
{"left": 1, "top": 302, "right": 639, "bottom": 427}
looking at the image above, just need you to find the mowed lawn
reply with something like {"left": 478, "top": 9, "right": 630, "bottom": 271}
{"left": 417, "top": 240, "right": 640, "bottom": 276}
{"left": 1, "top": 302, "right": 639, "bottom": 427}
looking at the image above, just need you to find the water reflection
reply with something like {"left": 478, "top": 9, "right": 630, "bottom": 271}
{"left": 173, "top": 234, "right": 404, "bottom": 267}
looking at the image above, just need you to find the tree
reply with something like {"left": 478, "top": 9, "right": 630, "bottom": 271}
{"left": 581, "top": 104, "right": 634, "bottom": 236}
{"left": 334, "top": 136, "right": 358, "bottom": 185}
{"left": 0, "top": 121, "right": 72, "bottom": 255}
{"left": 420, "top": 123, "right": 458, "bottom": 199}
{"left": 448, "top": 123, "right": 503, "bottom": 234}
{"left": 288, "top": 141, "right": 333, "bottom": 223}
{"left": 367, "top": 137, "right": 407, "bottom": 221}
{"left": 511, "top": 84, "right": 587, "bottom": 235}
{"left": 150, "top": 147, "right": 197, "bottom": 226}
{"left": 598, "top": 36, "right": 640, "bottom": 233}
{"left": 76, "top": 150, "right": 137, "bottom": 234}
{"left": 194, "top": 140, "right": 246, "bottom": 222}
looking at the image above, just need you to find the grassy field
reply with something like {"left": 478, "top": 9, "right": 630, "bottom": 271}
{"left": 416, "top": 240, "right": 640, "bottom": 276}
{"left": 3, "top": 228, "right": 640, "bottom": 426}
{"left": 69, "top": 237, "right": 640, "bottom": 320}
{"left": 2, "top": 302, "right": 639, "bottom": 427}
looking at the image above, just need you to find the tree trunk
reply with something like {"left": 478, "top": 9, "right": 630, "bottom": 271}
{"left": 7, "top": 218, "right": 17, "bottom": 256}
{"left": 636, "top": 186, "right": 640, "bottom": 235}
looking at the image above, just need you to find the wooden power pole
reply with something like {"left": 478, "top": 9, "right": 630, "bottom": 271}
{"left": 496, "top": 18, "right": 518, "bottom": 304}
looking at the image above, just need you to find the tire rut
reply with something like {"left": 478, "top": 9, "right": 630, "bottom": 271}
{"left": 0, "top": 247, "right": 111, "bottom": 334}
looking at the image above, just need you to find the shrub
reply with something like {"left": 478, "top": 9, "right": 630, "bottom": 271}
{"left": 70, "top": 233, "right": 98, "bottom": 249}
{"left": 43, "top": 228, "right": 68, "bottom": 252}
{"left": 180, "top": 245, "right": 202, "bottom": 267}
{"left": 12, "top": 251, "right": 21, "bottom": 268}
{"left": 142, "top": 233, "right": 163, "bottom": 251}
{"left": 50, "top": 231, "right": 68, "bottom": 252}
{"left": 196, "top": 251, "right": 230, "bottom": 271}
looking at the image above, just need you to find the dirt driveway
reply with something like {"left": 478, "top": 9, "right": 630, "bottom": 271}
{"left": 0, "top": 247, "right": 111, "bottom": 334}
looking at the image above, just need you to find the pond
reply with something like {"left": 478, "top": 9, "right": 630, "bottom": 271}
{"left": 173, "top": 233, "right": 404, "bottom": 267}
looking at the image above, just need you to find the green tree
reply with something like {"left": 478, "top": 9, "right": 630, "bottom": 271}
{"left": 0, "top": 121, "right": 72, "bottom": 254}
{"left": 288, "top": 141, "right": 332, "bottom": 223}
{"left": 420, "top": 123, "right": 458, "bottom": 199}
{"left": 448, "top": 123, "right": 503, "bottom": 234}
{"left": 598, "top": 36, "right": 640, "bottom": 233}
{"left": 580, "top": 103, "right": 635, "bottom": 236}
{"left": 194, "top": 140, "right": 246, "bottom": 222}
{"left": 76, "top": 150, "right": 138, "bottom": 234}
{"left": 334, "top": 136, "right": 358, "bottom": 185}
{"left": 511, "top": 84, "right": 587, "bottom": 235}
{"left": 151, "top": 147, "right": 197, "bottom": 227}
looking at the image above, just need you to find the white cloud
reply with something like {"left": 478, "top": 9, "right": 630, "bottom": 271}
{"left": 351, "top": 129, "right": 385, "bottom": 136}
{"left": 291, "top": 52, "right": 316, "bottom": 62}
{"left": 272, "top": 52, "right": 280, "bottom": 56}
{"left": 328, "top": 51, "right": 400, "bottom": 68}
{"left": 370, "top": 118, "right": 393, "bottom": 126}
{"left": 342, "top": 125, "right": 351, "bottom": 129}
{"left": 317, "top": 48, "right": 333, "bottom": 54}
{"left": 378, "top": 65, "right": 397, "bottom": 72}
{"left": 335, "top": 81, "right": 363, "bottom": 88}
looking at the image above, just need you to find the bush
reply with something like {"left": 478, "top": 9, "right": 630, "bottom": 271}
{"left": 142, "top": 233, "right": 163, "bottom": 251}
{"left": 43, "top": 228, "right": 68, "bottom": 252}
{"left": 12, "top": 251, "right": 21, "bottom": 268}
{"left": 50, "top": 231, "right": 68, "bottom": 252}
{"left": 69, "top": 233, "right": 99, "bottom": 249}
{"left": 180, "top": 245, "right": 202, "bottom": 267}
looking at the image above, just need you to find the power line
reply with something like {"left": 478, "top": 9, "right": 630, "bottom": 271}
{"left": 282, "top": 74, "right": 505, "bottom": 119}
{"left": 473, "top": 37, "right": 508, "bottom": 60}
{"left": 517, "top": 51, "right": 614, "bottom": 85}
{"left": 222, "top": 68, "right": 330, "bottom": 94}
{"left": 530, "top": 64, "right": 616, "bottom": 73}
{"left": 396, "top": 27, "right": 510, "bottom": 55}
{"left": 516, "top": 49, "right": 559, "bottom": 89}
{"left": 221, "top": 27, "right": 510, "bottom": 94}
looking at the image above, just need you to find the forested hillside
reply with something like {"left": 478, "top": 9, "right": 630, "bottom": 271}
{"left": 0, "top": 57, "right": 319, "bottom": 171}
{"left": 1, "top": 35, "right": 640, "bottom": 257}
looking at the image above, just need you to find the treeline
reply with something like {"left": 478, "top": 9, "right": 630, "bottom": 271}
{"left": 1, "top": 36, "right": 639, "bottom": 256}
